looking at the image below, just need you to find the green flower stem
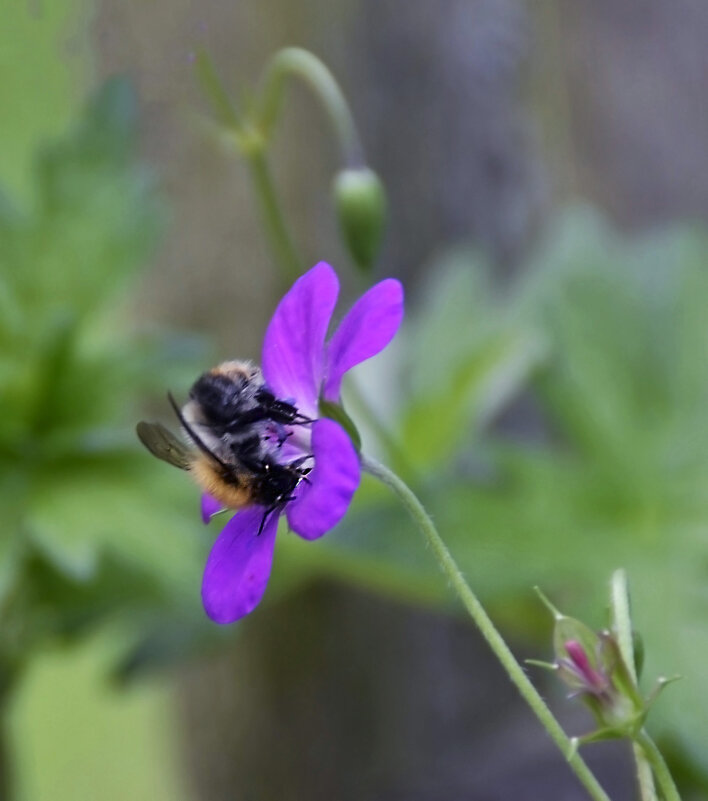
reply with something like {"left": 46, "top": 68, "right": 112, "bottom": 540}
{"left": 245, "top": 147, "right": 304, "bottom": 285}
{"left": 192, "top": 50, "right": 303, "bottom": 285}
{"left": 255, "top": 47, "right": 364, "bottom": 166}
{"left": 636, "top": 731, "right": 682, "bottom": 801}
{"left": 610, "top": 570, "right": 658, "bottom": 801}
{"left": 361, "top": 454, "right": 612, "bottom": 801}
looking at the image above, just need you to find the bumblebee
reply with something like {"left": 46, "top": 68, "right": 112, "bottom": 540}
{"left": 137, "top": 360, "right": 312, "bottom": 531}
{"left": 181, "top": 361, "right": 310, "bottom": 460}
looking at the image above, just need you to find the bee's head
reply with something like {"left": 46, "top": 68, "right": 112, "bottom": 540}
{"left": 256, "top": 459, "right": 309, "bottom": 508}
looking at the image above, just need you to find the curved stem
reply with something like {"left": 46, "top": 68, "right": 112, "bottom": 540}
{"left": 245, "top": 148, "right": 304, "bottom": 286}
{"left": 636, "top": 731, "right": 682, "bottom": 801}
{"left": 361, "top": 454, "right": 612, "bottom": 801}
{"left": 256, "top": 47, "right": 364, "bottom": 166}
{"left": 610, "top": 570, "right": 657, "bottom": 801}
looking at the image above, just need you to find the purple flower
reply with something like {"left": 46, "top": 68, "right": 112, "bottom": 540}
{"left": 558, "top": 639, "right": 614, "bottom": 699}
{"left": 554, "top": 631, "right": 645, "bottom": 734}
{"left": 201, "top": 262, "right": 404, "bottom": 624}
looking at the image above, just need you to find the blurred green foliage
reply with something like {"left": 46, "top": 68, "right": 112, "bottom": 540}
{"left": 0, "top": 0, "right": 92, "bottom": 201}
{"left": 0, "top": 79, "right": 213, "bottom": 694}
{"left": 12, "top": 630, "right": 190, "bottom": 801}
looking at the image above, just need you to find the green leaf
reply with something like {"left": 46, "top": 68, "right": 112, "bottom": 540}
{"left": 399, "top": 249, "right": 546, "bottom": 470}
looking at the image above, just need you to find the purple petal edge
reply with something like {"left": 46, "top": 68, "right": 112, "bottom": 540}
{"left": 286, "top": 418, "right": 360, "bottom": 540}
{"left": 323, "top": 278, "right": 404, "bottom": 401}
{"left": 262, "top": 263, "right": 339, "bottom": 418}
{"left": 201, "top": 508, "right": 279, "bottom": 624}
{"left": 201, "top": 493, "right": 223, "bottom": 524}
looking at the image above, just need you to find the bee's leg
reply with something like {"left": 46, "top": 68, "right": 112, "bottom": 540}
{"left": 258, "top": 505, "right": 279, "bottom": 535}
{"left": 284, "top": 455, "right": 313, "bottom": 484}
{"left": 255, "top": 389, "right": 314, "bottom": 426}
{"left": 221, "top": 407, "right": 270, "bottom": 431}
{"left": 288, "top": 454, "right": 313, "bottom": 469}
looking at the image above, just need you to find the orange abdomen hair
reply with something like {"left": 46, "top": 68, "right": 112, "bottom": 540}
{"left": 189, "top": 456, "right": 254, "bottom": 510}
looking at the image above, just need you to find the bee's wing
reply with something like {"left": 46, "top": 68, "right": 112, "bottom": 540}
{"left": 136, "top": 421, "right": 193, "bottom": 470}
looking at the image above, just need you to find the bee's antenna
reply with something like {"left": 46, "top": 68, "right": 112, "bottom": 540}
{"left": 167, "top": 392, "right": 231, "bottom": 471}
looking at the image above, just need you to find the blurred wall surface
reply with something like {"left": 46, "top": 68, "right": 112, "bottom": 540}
{"left": 553, "top": 0, "right": 708, "bottom": 225}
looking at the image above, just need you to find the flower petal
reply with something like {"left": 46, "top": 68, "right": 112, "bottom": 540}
{"left": 201, "top": 508, "right": 279, "bottom": 624}
{"left": 323, "top": 278, "right": 404, "bottom": 401}
{"left": 262, "top": 263, "right": 339, "bottom": 417}
{"left": 201, "top": 493, "right": 223, "bottom": 524}
{"left": 286, "top": 418, "right": 360, "bottom": 540}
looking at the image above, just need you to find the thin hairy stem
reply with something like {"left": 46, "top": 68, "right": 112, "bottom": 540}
{"left": 636, "top": 731, "right": 682, "bottom": 801}
{"left": 361, "top": 454, "right": 612, "bottom": 801}
{"left": 245, "top": 148, "right": 304, "bottom": 286}
{"left": 256, "top": 47, "right": 364, "bottom": 166}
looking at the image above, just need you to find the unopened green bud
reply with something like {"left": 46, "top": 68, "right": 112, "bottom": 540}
{"left": 332, "top": 167, "right": 386, "bottom": 273}
{"left": 533, "top": 587, "right": 655, "bottom": 742}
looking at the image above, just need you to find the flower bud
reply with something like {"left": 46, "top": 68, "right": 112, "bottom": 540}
{"left": 556, "top": 631, "right": 643, "bottom": 735}
{"left": 332, "top": 167, "right": 386, "bottom": 274}
{"left": 530, "top": 589, "right": 648, "bottom": 741}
